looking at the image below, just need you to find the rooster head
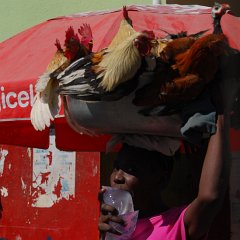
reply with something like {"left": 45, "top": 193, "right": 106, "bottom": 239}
{"left": 78, "top": 23, "right": 93, "bottom": 52}
{"left": 133, "top": 31, "right": 155, "bottom": 56}
{"left": 64, "top": 26, "right": 81, "bottom": 61}
{"left": 212, "top": 2, "right": 231, "bottom": 19}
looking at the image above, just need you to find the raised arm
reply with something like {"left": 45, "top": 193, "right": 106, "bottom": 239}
{"left": 184, "top": 113, "right": 230, "bottom": 239}
{"left": 182, "top": 50, "right": 240, "bottom": 238}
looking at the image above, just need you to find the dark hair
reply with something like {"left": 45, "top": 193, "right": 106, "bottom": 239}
{"left": 115, "top": 144, "right": 174, "bottom": 178}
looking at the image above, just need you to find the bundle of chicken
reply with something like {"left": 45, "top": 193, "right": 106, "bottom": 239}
{"left": 31, "top": 5, "right": 156, "bottom": 132}
{"left": 31, "top": 24, "right": 93, "bottom": 131}
{"left": 57, "top": 30, "right": 155, "bottom": 101}
{"left": 133, "top": 2, "right": 232, "bottom": 108}
{"left": 132, "top": 34, "right": 214, "bottom": 106}
{"left": 57, "top": 6, "right": 155, "bottom": 101}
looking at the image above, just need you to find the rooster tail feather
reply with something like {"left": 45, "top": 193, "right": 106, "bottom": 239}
{"left": 57, "top": 56, "right": 91, "bottom": 80}
{"left": 31, "top": 93, "right": 51, "bottom": 131}
{"left": 58, "top": 68, "right": 87, "bottom": 87}
{"left": 31, "top": 79, "right": 60, "bottom": 131}
{"left": 35, "top": 72, "right": 52, "bottom": 92}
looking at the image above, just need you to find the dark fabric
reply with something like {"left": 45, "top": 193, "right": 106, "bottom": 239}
{"left": 180, "top": 94, "right": 217, "bottom": 144}
{"left": 115, "top": 144, "right": 174, "bottom": 178}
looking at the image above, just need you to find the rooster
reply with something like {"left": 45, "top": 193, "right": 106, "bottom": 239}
{"left": 54, "top": 8, "right": 155, "bottom": 102}
{"left": 211, "top": 2, "right": 240, "bottom": 128}
{"left": 212, "top": 2, "right": 231, "bottom": 34}
{"left": 151, "top": 27, "right": 209, "bottom": 60}
{"left": 133, "top": 2, "right": 231, "bottom": 109}
{"left": 31, "top": 24, "right": 93, "bottom": 131}
{"left": 57, "top": 31, "right": 155, "bottom": 100}
{"left": 158, "top": 37, "right": 196, "bottom": 64}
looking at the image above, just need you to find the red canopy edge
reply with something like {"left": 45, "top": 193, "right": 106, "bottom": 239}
{"left": 230, "top": 129, "right": 240, "bottom": 152}
{"left": 0, "top": 120, "right": 49, "bottom": 149}
{"left": 0, "top": 117, "right": 113, "bottom": 151}
{"left": 54, "top": 118, "right": 112, "bottom": 151}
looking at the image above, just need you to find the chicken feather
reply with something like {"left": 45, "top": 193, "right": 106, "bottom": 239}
{"left": 97, "top": 32, "right": 142, "bottom": 91}
{"left": 57, "top": 31, "right": 154, "bottom": 101}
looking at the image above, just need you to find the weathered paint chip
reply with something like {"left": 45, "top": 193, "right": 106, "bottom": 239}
{"left": 0, "top": 186, "right": 8, "bottom": 197}
{"left": 0, "top": 149, "right": 8, "bottom": 176}
{"left": 31, "top": 135, "right": 76, "bottom": 208}
{"left": 21, "top": 177, "right": 27, "bottom": 192}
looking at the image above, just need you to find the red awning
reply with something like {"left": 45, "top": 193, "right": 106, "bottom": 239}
{"left": 0, "top": 4, "right": 239, "bottom": 150}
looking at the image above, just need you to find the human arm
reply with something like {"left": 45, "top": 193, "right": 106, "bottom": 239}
{"left": 183, "top": 76, "right": 238, "bottom": 239}
{"left": 184, "top": 113, "right": 230, "bottom": 239}
{"left": 184, "top": 63, "right": 240, "bottom": 240}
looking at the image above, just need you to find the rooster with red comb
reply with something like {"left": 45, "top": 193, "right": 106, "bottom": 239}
{"left": 56, "top": 7, "right": 155, "bottom": 100}
{"left": 31, "top": 24, "right": 93, "bottom": 131}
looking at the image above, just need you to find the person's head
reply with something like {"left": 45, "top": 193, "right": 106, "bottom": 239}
{"left": 110, "top": 144, "right": 174, "bottom": 211}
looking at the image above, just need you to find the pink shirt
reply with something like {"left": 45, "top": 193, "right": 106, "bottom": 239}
{"left": 131, "top": 206, "right": 187, "bottom": 240}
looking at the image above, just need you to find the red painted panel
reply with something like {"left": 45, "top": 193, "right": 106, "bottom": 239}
{"left": 0, "top": 145, "right": 100, "bottom": 240}
{"left": 230, "top": 129, "right": 240, "bottom": 152}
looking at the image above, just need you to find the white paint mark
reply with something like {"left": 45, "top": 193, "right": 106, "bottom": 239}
{"left": 0, "top": 149, "right": 8, "bottom": 176}
{"left": 1, "top": 187, "right": 8, "bottom": 197}
{"left": 15, "top": 235, "right": 22, "bottom": 240}
{"left": 32, "top": 194, "right": 55, "bottom": 208}
{"left": 92, "top": 164, "right": 98, "bottom": 177}
{"left": 32, "top": 135, "right": 76, "bottom": 208}
{"left": 21, "top": 177, "right": 27, "bottom": 191}
{"left": 8, "top": 163, "right": 12, "bottom": 170}
{"left": 26, "top": 219, "right": 31, "bottom": 224}
{"left": 27, "top": 148, "right": 32, "bottom": 158}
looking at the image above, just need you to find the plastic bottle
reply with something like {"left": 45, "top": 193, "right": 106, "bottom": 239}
{"left": 103, "top": 186, "right": 139, "bottom": 240}
{"left": 103, "top": 186, "right": 134, "bottom": 214}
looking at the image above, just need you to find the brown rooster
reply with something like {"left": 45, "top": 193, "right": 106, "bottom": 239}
{"left": 31, "top": 24, "right": 93, "bottom": 131}
{"left": 158, "top": 36, "right": 196, "bottom": 64}
{"left": 133, "top": 2, "right": 231, "bottom": 108}
{"left": 151, "top": 28, "right": 209, "bottom": 60}
{"left": 173, "top": 34, "right": 227, "bottom": 79}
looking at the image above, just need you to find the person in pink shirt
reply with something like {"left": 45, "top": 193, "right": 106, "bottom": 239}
{"left": 98, "top": 55, "right": 237, "bottom": 239}
{"left": 98, "top": 108, "right": 230, "bottom": 240}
